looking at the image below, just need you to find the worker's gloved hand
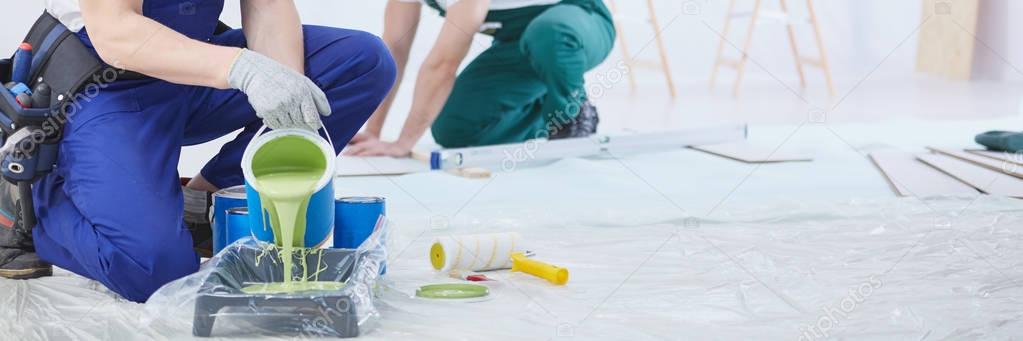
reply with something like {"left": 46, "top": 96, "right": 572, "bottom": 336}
{"left": 228, "top": 49, "right": 331, "bottom": 131}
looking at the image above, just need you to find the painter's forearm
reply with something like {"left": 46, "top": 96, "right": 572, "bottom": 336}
{"left": 396, "top": 67, "right": 456, "bottom": 148}
{"left": 241, "top": 0, "right": 305, "bottom": 73}
{"left": 364, "top": 52, "right": 410, "bottom": 136}
{"left": 87, "top": 15, "right": 238, "bottom": 88}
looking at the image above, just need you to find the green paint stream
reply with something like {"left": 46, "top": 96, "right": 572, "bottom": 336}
{"left": 241, "top": 135, "right": 343, "bottom": 294}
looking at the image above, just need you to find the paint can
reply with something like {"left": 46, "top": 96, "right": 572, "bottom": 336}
{"left": 333, "top": 197, "right": 385, "bottom": 249}
{"left": 211, "top": 185, "right": 247, "bottom": 253}
{"left": 242, "top": 126, "right": 336, "bottom": 248}
{"left": 222, "top": 207, "right": 273, "bottom": 249}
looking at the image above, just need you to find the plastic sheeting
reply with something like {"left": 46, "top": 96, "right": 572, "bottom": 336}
{"left": 4, "top": 194, "right": 1021, "bottom": 340}
{"left": 369, "top": 196, "right": 1023, "bottom": 340}
{"left": 3, "top": 121, "right": 1023, "bottom": 340}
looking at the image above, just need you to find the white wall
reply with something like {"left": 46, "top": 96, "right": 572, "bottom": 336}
{"left": 7, "top": 1, "right": 1014, "bottom": 82}
{"left": 973, "top": 0, "right": 1023, "bottom": 81}
{"left": 7, "top": 1, "right": 1021, "bottom": 81}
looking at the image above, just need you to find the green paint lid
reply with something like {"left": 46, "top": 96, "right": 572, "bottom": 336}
{"left": 415, "top": 283, "right": 489, "bottom": 299}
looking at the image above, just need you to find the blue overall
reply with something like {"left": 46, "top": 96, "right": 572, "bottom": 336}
{"left": 29, "top": 1, "right": 396, "bottom": 302}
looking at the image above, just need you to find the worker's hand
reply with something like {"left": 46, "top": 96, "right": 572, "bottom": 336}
{"left": 349, "top": 132, "right": 378, "bottom": 145}
{"left": 344, "top": 137, "right": 412, "bottom": 157}
{"left": 228, "top": 49, "right": 331, "bottom": 131}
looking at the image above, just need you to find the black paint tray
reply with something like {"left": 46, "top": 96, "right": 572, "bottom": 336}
{"left": 192, "top": 245, "right": 360, "bottom": 338}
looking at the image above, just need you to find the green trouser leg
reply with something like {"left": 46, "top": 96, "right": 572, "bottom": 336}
{"left": 522, "top": 4, "right": 614, "bottom": 136}
{"left": 432, "top": 3, "right": 615, "bottom": 148}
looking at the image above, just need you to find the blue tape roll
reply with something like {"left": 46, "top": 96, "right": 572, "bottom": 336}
{"left": 11, "top": 45, "right": 32, "bottom": 85}
{"left": 430, "top": 151, "right": 441, "bottom": 170}
{"left": 8, "top": 83, "right": 31, "bottom": 96}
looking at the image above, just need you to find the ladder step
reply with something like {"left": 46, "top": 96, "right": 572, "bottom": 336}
{"left": 729, "top": 10, "right": 808, "bottom": 25}
{"left": 612, "top": 14, "right": 654, "bottom": 25}
{"left": 631, "top": 60, "right": 665, "bottom": 69}
{"left": 729, "top": 10, "right": 788, "bottom": 21}
{"left": 718, "top": 59, "right": 741, "bottom": 69}
{"left": 799, "top": 57, "right": 822, "bottom": 68}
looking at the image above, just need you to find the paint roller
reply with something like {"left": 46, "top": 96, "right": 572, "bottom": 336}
{"left": 511, "top": 252, "right": 568, "bottom": 285}
{"left": 429, "top": 232, "right": 569, "bottom": 285}
{"left": 430, "top": 232, "right": 522, "bottom": 272}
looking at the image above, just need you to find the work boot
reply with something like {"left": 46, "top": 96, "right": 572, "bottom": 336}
{"left": 186, "top": 220, "right": 213, "bottom": 258}
{"left": 549, "top": 100, "right": 600, "bottom": 140}
{"left": 0, "top": 181, "right": 52, "bottom": 280}
{"left": 182, "top": 180, "right": 214, "bottom": 258}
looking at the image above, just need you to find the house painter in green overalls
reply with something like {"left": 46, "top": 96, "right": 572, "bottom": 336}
{"left": 347, "top": 0, "right": 616, "bottom": 156}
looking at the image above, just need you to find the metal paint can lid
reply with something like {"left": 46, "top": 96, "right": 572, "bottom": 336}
{"left": 337, "top": 196, "right": 385, "bottom": 204}
{"left": 415, "top": 283, "right": 489, "bottom": 299}
{"left": 214, "top": 185, "right": 247, "bottom": 199}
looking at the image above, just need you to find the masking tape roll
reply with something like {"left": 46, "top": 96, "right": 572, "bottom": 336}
{"left": 430, "top": 232, "right": 523, "bottom": 272}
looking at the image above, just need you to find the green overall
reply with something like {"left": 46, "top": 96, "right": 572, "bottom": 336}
{"left": 426, "top": 0, "right": 616, "bottom": 147}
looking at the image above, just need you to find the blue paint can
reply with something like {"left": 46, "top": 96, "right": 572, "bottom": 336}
{"left": 224, "top": 207, "right": 273, "bottom": 249}
{"left": 211, "top": 185, "right": 247, "bottom": 253}
{"left": 334, "top": 197, "right": 385, "bottom": 249}
{"left": 242, "top": 127, "right": 336, "bottom": 248}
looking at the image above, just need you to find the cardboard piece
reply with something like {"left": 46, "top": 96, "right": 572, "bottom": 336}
{"left": 916, "top": 0, "right": 980, "bottom": 80}
{"left": 868, "top": 152, "right": 979, "bottom": 197}
{"left": 928, "top": 147, "right": 1023, "bottom": 179}
{"left": 916, "top": 153, "right": 1023, "bottom": 198}
{"left": 335, "top": 156, "right": 429, "bottom": 177}
{"left": 691, "top": 142, "right": 813, "bottom": 164}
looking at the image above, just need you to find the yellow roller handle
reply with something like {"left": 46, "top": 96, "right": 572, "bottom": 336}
{"left": 510, "top": 252, "right": 569, "bottom": 285}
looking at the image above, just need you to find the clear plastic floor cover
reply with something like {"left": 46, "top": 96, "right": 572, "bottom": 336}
{"left": 2, "top": 121, "right": 1023, "bottom": 340}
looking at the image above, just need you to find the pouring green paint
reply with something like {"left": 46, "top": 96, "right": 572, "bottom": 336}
{"left": 242, "top": 135, "right": 341, "bottom": 294}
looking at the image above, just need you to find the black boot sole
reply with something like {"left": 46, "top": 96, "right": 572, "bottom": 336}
{"left": 0, "top": 266, "right": 53, "bottom": 280}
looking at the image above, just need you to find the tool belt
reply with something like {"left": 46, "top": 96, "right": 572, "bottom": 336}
{"left": 0, "top": 12, "right": 128, "bottom": 229}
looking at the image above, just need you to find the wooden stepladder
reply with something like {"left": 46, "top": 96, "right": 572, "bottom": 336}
{"left": 607, "top": 0, "right": 677, "bottom": 99}
{"left": 710, "top": 0, "right": 835, "bottom": 97}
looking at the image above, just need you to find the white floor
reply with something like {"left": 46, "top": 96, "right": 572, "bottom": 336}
{"left": 6, "top": 77, "right": 1023, "bottom": 340}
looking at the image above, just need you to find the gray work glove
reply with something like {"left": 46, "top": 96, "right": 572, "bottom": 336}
{"left": 228, "top": 49, "right": 331, "bottom": 131}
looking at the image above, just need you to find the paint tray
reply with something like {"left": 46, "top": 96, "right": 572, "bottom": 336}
{"left": 188, "top": 237, "right": 386, "bottom": 338}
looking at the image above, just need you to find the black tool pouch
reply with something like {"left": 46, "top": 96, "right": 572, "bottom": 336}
{"left": 0, "top": 12, "right": 138, "bottom": 231}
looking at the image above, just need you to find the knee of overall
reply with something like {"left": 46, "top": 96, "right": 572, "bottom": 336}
{"left": 430, "top": 121, "right": 463, "bottom": 148}
{"left": 520, "top": 14, "right": 584, "bottom": 65}
{"left": 113, "top": 224, "right": 199, "bottom": 302}
{"left": 329, "top": 30, "right": 397, "bottom": 98}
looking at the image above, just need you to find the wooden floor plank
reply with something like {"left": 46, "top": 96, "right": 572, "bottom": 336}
{"left": 965, "top": 149, "right": 1023, "bottom": 167}
{"left": 868, "top": 152, "right": 979, "bottom": 197}
{"left": 916, "top": 153, "right": 1023, "bottom": 198}
{"left": 929, "top": 147, "right": 1023, "bottom": 179}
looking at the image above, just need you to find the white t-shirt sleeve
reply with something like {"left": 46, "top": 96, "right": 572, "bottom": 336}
{"left": 44, "top": 0, "right": 85, "bottom": 32}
